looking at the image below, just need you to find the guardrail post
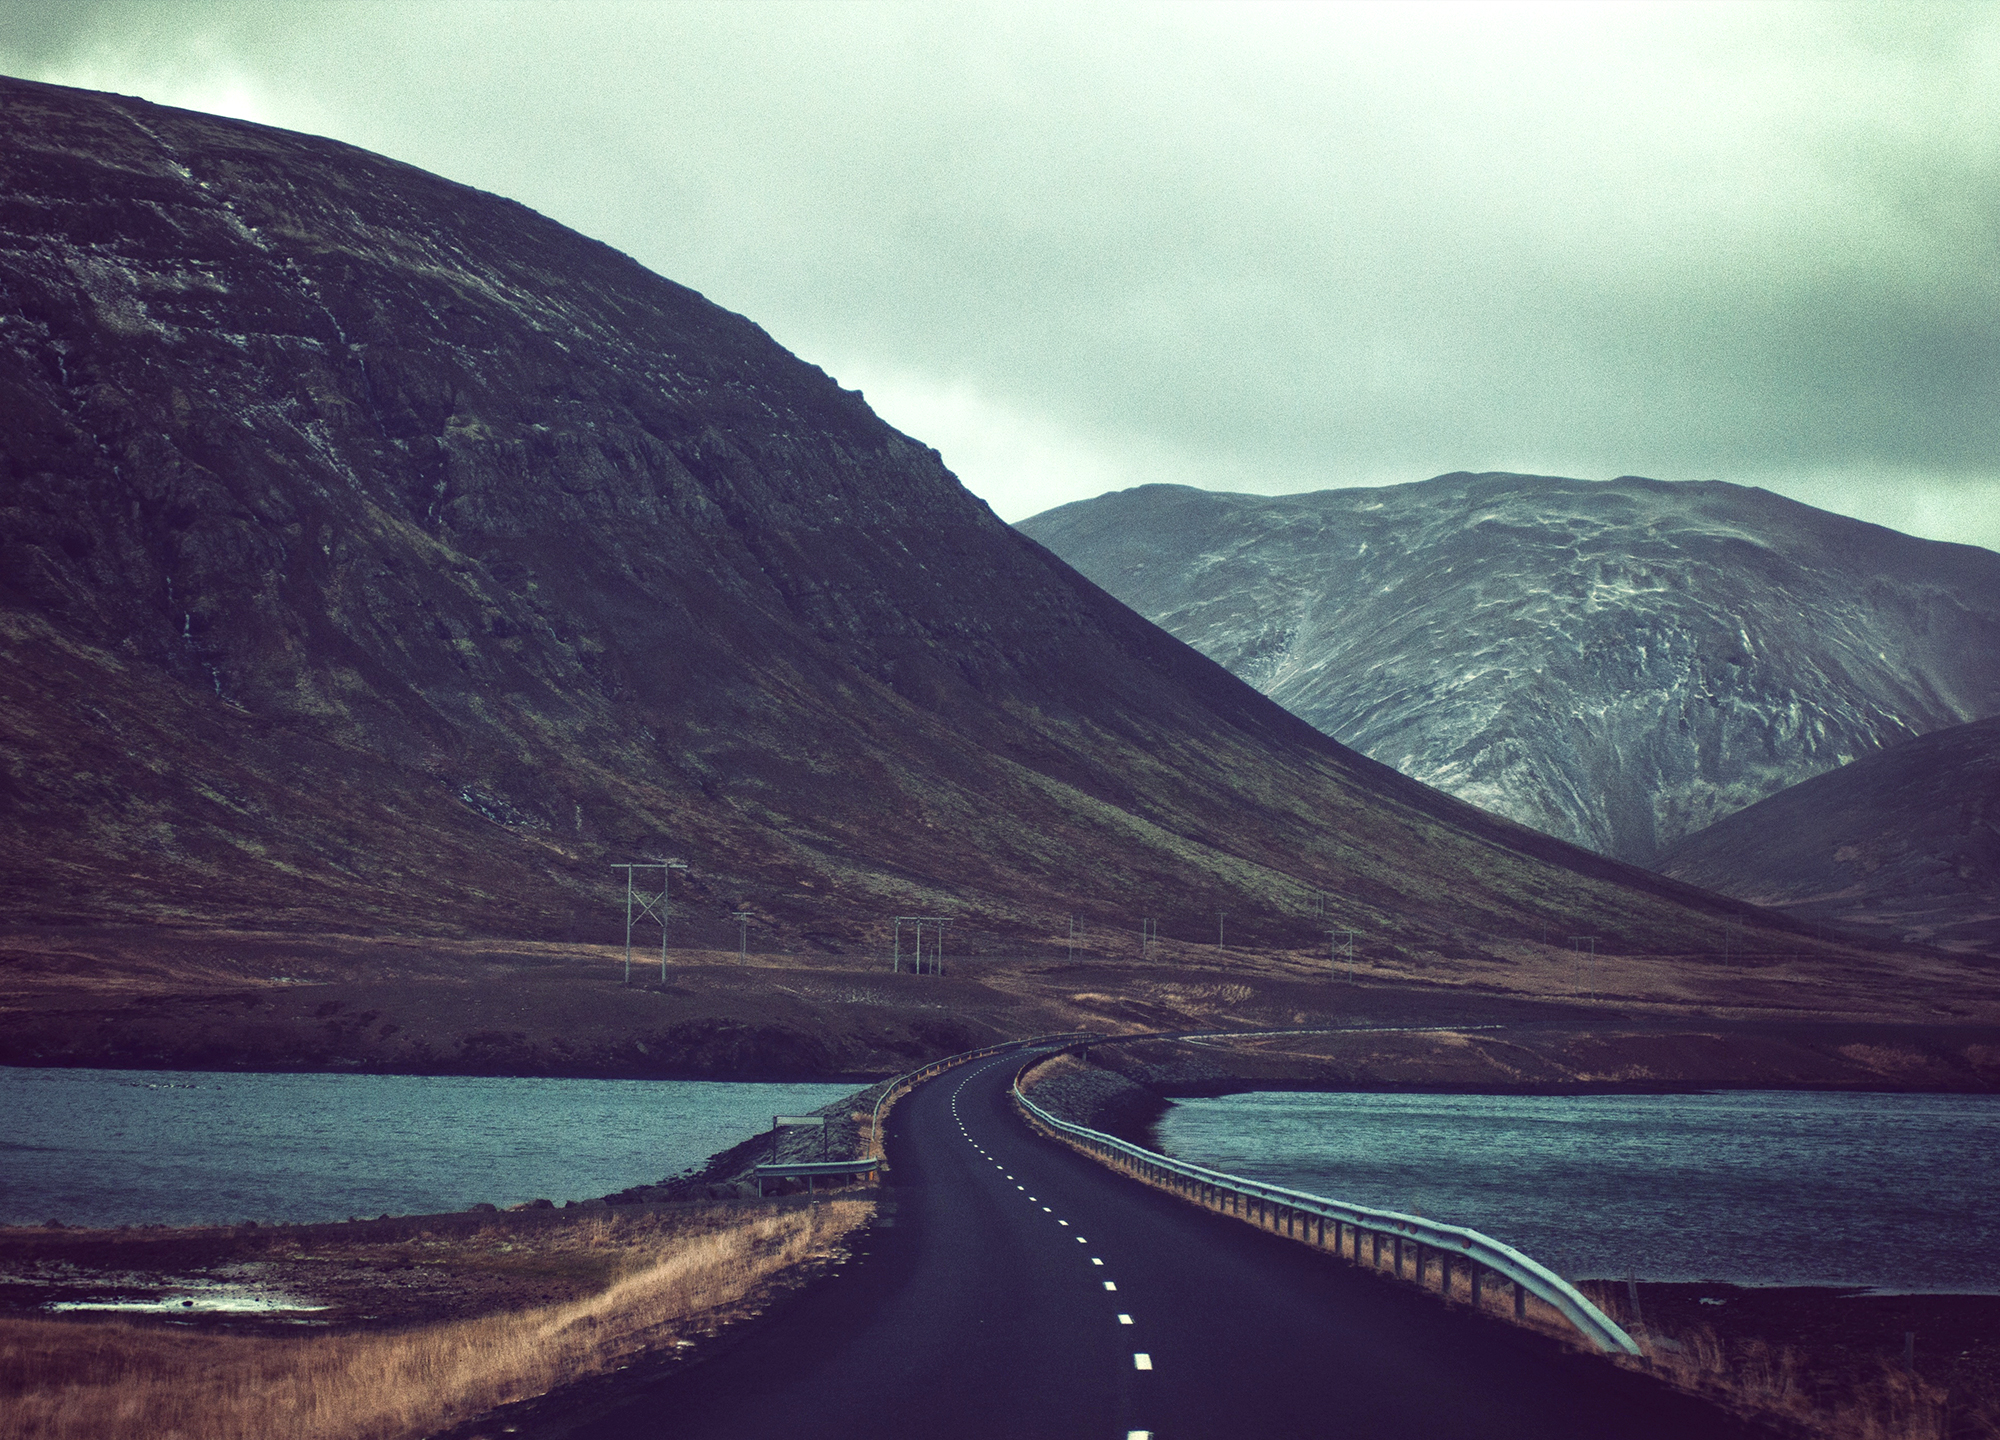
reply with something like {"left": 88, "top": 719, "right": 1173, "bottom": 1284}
{"left": 1513, "top": 1280, "right": 1526, "bottom": 1320}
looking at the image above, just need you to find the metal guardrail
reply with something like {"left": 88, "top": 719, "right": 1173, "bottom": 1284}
{"left": 752, "top": 1157, "right": 880, "bottom": 1197}
{"left": 1013, "top": 1077, "right": 1640, "bottom": 1356}
{"left": 865, "top": 1032, "right": 1100, "bottom": 1155}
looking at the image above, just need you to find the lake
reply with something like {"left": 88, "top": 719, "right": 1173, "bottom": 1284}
{"left": 0, "top": 1067, "right": 857, "bottom": 1228}
{"left": 1155, "top": 1089, "right": 2000, "bottom": 1291}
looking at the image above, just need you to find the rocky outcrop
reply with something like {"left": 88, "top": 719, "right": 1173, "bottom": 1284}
{"left": 1018, "top": 476, "right": 2000, "bottom": 866}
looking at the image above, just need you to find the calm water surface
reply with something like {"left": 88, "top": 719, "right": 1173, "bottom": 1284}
{"left": 1156, "top": 1090, "right": 2000, "bottom": 1290}
{"left": 0, "top": 1067, "right": 855, "bottom": 1227}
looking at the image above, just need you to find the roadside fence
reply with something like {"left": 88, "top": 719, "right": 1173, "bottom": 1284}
{"left": 1012, "top": 1066, "right": 1639, "bottom": 1356}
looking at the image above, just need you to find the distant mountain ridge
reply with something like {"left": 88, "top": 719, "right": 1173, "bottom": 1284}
{"left": 1017, "top": 475, "right": 2000, "bottom": 865}
{"left": 1660, "top": 716, "right": 2000, "bottom": 956}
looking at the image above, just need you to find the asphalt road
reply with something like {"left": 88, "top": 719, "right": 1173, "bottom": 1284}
{"left": 585, "top": 1051, "right": 1767, "bottom": 1439}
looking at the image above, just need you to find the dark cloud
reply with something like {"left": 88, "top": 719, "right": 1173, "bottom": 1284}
{"left": 6, "top": 0, "right": 1996, "bottom": 546}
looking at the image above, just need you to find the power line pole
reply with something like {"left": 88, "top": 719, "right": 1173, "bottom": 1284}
{"left": 892, "top": 916, "right": 949, "bottom": 974}
{"left": 1139, "top": 916, "right": 1157, "bottom": 959}
{"left": 611, "top": 860, "right": 685, "bottom": 986}
{"left": 1568, "top": 935, "right": 1598, "bottom": 1000}
{"left": 732, "top": 911, "right": 750, "bottom": 960}
{"left": 1215, "top": 910, "right": 1228, "bottom": 953}
{"left": 1329, "top": 928, "right": 1360, "bottom": 982}
{"left": 1067, "top": 915, "right": 1082, "bottom": 962}
{"left": 659, "top": 861, "right": 686, "bottom": 981}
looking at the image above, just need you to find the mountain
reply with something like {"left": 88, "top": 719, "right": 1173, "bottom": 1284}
{"left": 1659, "top": 717, "right": 2000, "bottom": 956}
{"left": 0, "top": 76, "right": 1936, "bottom": 1048}
{"left": 1016, "top": 476, "right": 2000, "bottom": 867}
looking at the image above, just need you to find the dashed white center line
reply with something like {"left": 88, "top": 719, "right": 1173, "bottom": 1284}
{"left": 1058, "top": 1220, "right": 1069, "bottom": 1226}
{"left": 1103, "top": 1281, "right": 1117, "bottom": 1291}
{"left": 1041, "top": 1206, "right": 1051, "bottom": 1212}
{"left": 1117, "top": 1313, "right": 1133, "bottom": 1325}
{"left": 1076, "top": 1237, "right": 1088, "bottom": 1244}
{"left": 1133, "top": 1353, "right": 1153, "bottom": 1371}
{"left": 1091, "top": 1258, "right": 1104, "bottom": 1266}
{"left": 1128, "top": 1431, "right": 1152, "bottom": 1439}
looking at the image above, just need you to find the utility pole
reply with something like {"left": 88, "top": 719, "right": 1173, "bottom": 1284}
{"left": 1215, "top": 910, "right": 1228, "bottom": 953}
{"left": 659, "top": 861, "right": 686, "bottom": 981}
{"left": 611, "top": 861, "right": 685, "bottom": 986}
{"left": 1139, "top": 916, "right": 1157, "bottom": 960}
{"left": 1312, "top": 890, "right": 1329, "bottom": 922}
{"left": 1067, "top": 915, "right": 1082, "bottom": 962}
{"left": 732, "top": 911, "right": 750, "bottom": 960}
{"left": 1568, "top": 935, "right": 1598, "bottom": 1000}
{"left": 892, "top": 916, "right": 948, "bottom": 974}
{"left": 1330, "top": 928, "right": 1360, "bottom": 982}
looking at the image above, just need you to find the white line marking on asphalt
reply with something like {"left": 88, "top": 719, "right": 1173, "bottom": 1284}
{"left": 1128, "top": 1432, "right": 1152, "bottom": 1439}
{"left": 1103, "top": 1281, "right": 1117, "bottom": 1291}
{"left": 1058, "top": 1220, "right": 1069, "bottom": 1226}
{"left": 1118, "top": 1313, "right": 1133, "bottom": 1325}
{"left": 1091, "top": 1258, "right": 1104, "bottom": 1266}
{"left": 1076, "top": 1237, "right": 1087, "bottom": 1244}
{"left": 1133, "top": 1353, "right": 1152, "bottom": 1370}
{"left": 1041, "top": 1206, "right": 1051, "bottom": 1212}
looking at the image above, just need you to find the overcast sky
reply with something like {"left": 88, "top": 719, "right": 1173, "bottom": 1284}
{"left": 5, "top": 1, "right": 1997, "bottom": 549}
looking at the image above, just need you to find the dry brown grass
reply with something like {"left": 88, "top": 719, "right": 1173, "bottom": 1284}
{"left": 1018, "top": 1052, "right": 1089, "bottom": 1089}
{"left": 1585, "top": 1297, "right": 2000, "bottom": 1440}
{"left": 0, "top": 1200, "right": 869, "bottom": 1440}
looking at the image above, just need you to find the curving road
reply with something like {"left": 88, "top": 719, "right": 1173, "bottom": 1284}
{"left": 584, "top": 1050, "right": 1766, "bottom": 1439}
